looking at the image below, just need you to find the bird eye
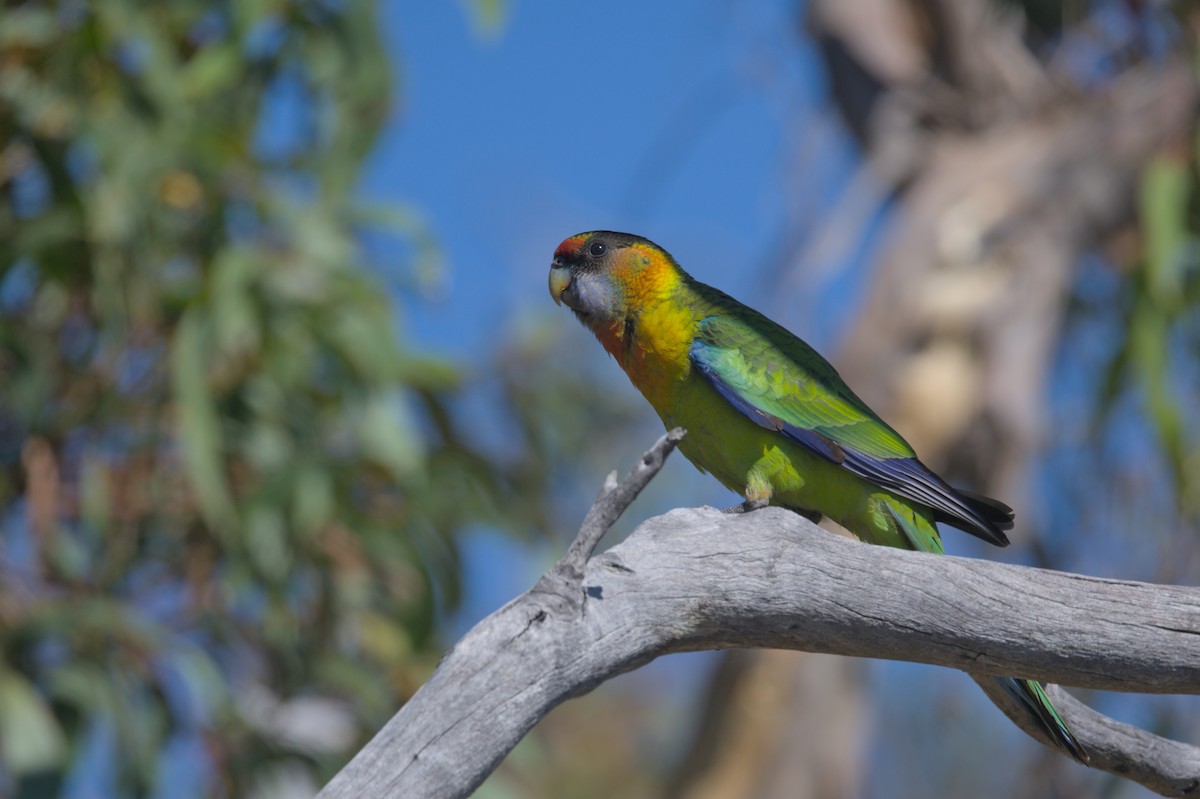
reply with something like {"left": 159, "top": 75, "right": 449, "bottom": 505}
{"left": 588, "top": 241, "right": 607, "bottom": 257}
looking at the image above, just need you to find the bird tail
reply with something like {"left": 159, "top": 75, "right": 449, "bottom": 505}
{"left": 996, "top": 677, "right": 1090, "bottom": 764}
{"left": 880, "top": 497, "right": 1088, "bottom": 764}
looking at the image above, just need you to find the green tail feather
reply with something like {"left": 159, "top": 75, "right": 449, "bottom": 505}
{"left": 880, "top": 496, "right": 944, "bottom": 554}
{"left": 997, "top": 677, "right": 1090, "bottom": 764}
{"left": 882, "top": 498, "right": 1089, "bottom": 764}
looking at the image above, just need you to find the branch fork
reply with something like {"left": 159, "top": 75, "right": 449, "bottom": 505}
{"left": 532, "top": 428, "right": 685, "bottom": 608}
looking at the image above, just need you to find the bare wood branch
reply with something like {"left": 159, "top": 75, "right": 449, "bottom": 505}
{"left": 541, "top": 427, "right": 685, "bottom": 593}
{"left": 319, "top": 489, "right": 1200, "bottom": 798}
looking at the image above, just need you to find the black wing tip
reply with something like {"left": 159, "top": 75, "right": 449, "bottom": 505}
{"left": 951, "top": 515, "right": 1011, "bottom": 547}
{"left": 956, "top": 487, "right": 1015, "bottom": 531}
{"left": 953, "top": 487, "right": 1015, "bottom": 546}
{"left": 983, "top": 525, "right": 1012, "bottom": 547}
{"left": 933, "top": 503, "right": 1011, "bottom": 547}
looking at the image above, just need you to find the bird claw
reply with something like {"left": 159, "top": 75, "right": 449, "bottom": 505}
{"left": 722, "top": 497, "right": 770, "bottom": 514}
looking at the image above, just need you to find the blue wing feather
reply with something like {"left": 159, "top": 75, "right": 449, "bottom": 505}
{"left": 691, "top": 352, "right": 845, "bottom": 463}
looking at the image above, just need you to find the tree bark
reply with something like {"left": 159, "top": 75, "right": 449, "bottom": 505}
{"left": 318, "top": 436, "right": 1200, "bottom": 799}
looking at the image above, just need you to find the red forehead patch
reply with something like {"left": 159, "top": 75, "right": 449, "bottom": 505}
{"left": 554, "top": 234, "right": 588, "bottom": 260}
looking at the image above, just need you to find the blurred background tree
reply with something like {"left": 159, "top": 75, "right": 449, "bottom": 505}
{"left": 0, "top": 2, "right": 624, "bottom": 796}
{"left": 2, "top": 1, "right": 1199, "bottom": 799}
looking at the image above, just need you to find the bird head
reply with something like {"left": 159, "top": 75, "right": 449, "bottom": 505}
{"left": 548, "top": 231, "right": 675, "bottom": 327}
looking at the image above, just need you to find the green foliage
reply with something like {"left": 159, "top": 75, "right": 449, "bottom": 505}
{"left": 0, "top": 2, "right": 564, "bottom": 795}
{"left": 1094, "top": 150, "right": 1200, "bottom": 518}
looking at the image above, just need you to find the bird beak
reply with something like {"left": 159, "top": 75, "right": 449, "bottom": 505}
{"left": 548, "top": 265, "right": 571, "bottom": 307}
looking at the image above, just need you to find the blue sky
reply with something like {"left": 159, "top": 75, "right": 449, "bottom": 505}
{"left": 365, "top": 1, "right": 856, "bottom": 358}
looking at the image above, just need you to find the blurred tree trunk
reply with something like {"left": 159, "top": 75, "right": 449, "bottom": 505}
{"left": 670, "top": 1, "right": 1197, "bottom": 796}
{"left": 666, "top": 651, "right": 866, "bottom": 799}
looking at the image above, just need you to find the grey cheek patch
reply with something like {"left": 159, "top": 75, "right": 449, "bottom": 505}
{"left": 569, "top": 273, "right": 617, "bottom": 316}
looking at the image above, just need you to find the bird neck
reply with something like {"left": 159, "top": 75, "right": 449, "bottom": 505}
{"left": 591, "top": 270, "right": 702, "bottom": 412}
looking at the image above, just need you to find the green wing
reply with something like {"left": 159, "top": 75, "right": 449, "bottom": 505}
{"left": 688, "top": 309, "right": 1011, "bottom": 546}
{"left": 689, "top": 311, "right": 913, "bottom": 458}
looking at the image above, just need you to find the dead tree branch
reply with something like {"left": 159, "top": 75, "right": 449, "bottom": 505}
{"left": 319, "top": 437, "right": 1200, "bottom": 799}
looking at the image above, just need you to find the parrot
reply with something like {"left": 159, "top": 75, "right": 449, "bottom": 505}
{"left": 548, "top": 230, "right": 1088, "bottom": 764}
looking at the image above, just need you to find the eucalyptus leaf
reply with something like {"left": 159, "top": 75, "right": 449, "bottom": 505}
{"left": 0, "top": 670, "right": 67, "bottom": 775}
{"left": 171, "top": 310, "right": 237, "bottom": 535}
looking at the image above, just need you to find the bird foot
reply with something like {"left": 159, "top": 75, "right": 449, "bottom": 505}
{"left": 723, "top": 497, "right": 770, "bottom": 514}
